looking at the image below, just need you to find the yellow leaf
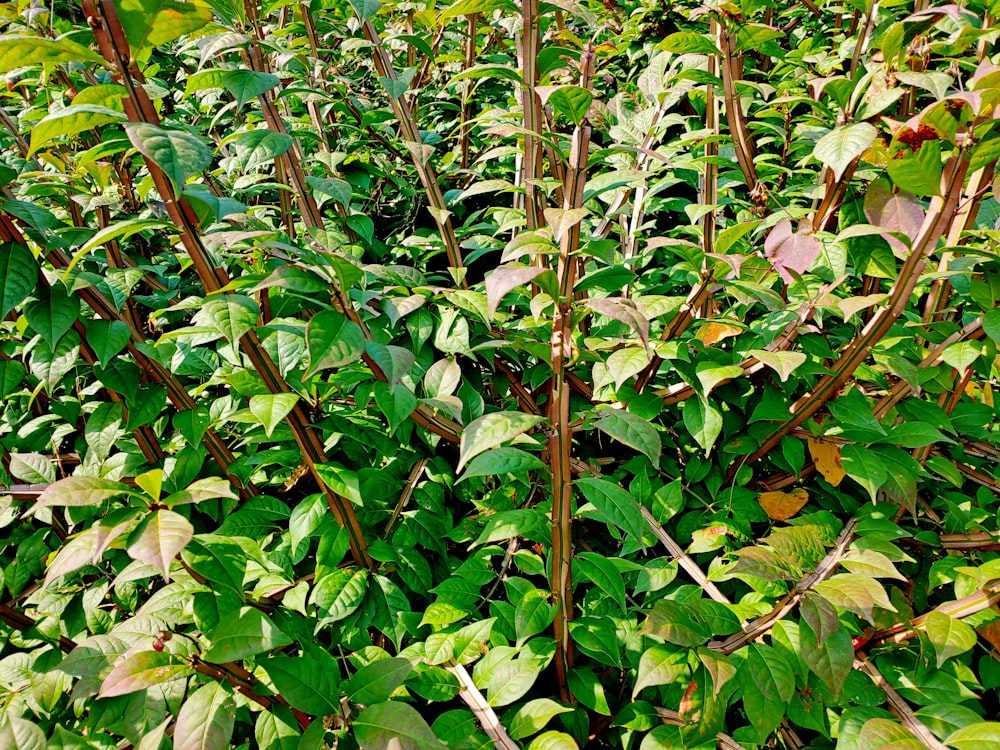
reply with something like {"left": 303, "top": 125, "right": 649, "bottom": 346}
{"left": 808, "top": 438, "right": 845, "bottom": 487}
{"left": 758, "top": 488, "right": 809, "bottom": 521}
{"left": 697, "top": 322, "right": 742, "bottom": 346}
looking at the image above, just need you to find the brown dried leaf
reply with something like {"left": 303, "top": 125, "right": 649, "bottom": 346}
{"left": 808, "top": 438, "right": 846, "bottom": 487}
{"left": 758, "top": 488, "right": 809, "bottom": 521}
{"left": 697, "top": 321, "right": 742, "bottom": 346}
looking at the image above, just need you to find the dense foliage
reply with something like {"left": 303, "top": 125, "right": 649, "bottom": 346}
{"left": 2, "top": 0, "right": 1000, "bottom": 747}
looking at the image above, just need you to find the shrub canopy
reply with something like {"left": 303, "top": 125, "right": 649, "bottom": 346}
{"left": 2, "top": 0, "right": 1000, "bottom": 748}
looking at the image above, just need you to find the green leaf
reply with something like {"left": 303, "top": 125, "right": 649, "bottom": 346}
{"left": 526, "top": 732, "right": 578, "bottom": 750}
{"left": 946, "top": 722, "right": 1000, "bottom": 750}
{"left": 840, "top": 444, "right": 888, "bottom": 501}
{"left": 694, "top": 361, "right": 743, "bottom": 396}
{"left": 348, "top": 0, "right": 382, "bottom": 20}
{"left": 683, "top": 397, "right": 723, "bottom": 455}
{"left": 813, "top": 123, "right": 877, "bottom": 180}
{"left": 174, "top": 681, "right": 236, "bottom": 750}
{"left": 659, "top": 31, "right": 719, "bottom": 55}
{"left": 576, "top": 476, "right": 648, "bottom": 545}
{"left": 249, "top": 393, "right": 299, "bottom": 437}
{"left": 0, "top": 358, "right": 25, "bottom": 399}
{"left": 605, "top": 346, "right": 649, "bottom": 390}
{"left": 354, "top": 701, "right": 444, "bottom": 749}
{"left": 85, "top": 401, "right": 123, "bottom": 462}
{"left": 126, "top": 509, "right": 194, "bottom": 581}
{"left": 514, "top": 589, "right": 556, "bottom": 646}
{"left": 457, "top": 412, "right": 547, "bottom": 472}
{"left": 941, "top": 340, "right": 984, "bottom": 372}
{"left": 508, "top": 699, "right": 573, "bottom": 741}
{"left": 115, "top": 0, "right": 214, "bottom": 53}
{"left": 255, "top": 704, "right": 300, "bottom": 750}
{"left": 28, "top": 105, "right": 127, "bottom": 156}
{"left": 25, "top": 283, "right": 77, "bottom": 346}
{"left": 857, "top": 718, "right": 923, "bottom": 750}
{"left": 233, "top": 129, "right": 294, "bottom": 171}
{"left": 9, "top": 453, "right": 56, "bottom": 485}
{"left": 193, "top": 295, "right": 260, "bottom": 343}
{"left": 203, "top": 607, "right": 293, "bottom": 663}
{"left": 984, "top": 308, "right": 1000, "bottom": 344}
{"left": 593, "top": 409, "right": 661, "bottom": 465}
{"left": 307, "top": 177, "right": 353, "bottom": 208}
{"left": 643, "top": 599, "right": 740, "bottom": 647}
{"left": 221, "top": 69, "right": 281, "bottom": 109}
{"left": 0, "top": 34, "right": 105, "bottom": 71}
{"left": 373, "top": 382, "right": 417, "bottom": 434}
{"left": 800, "top": 624, "right": 852, "bottom": 695}
{"left": 632, "top": 644, "right": 686, "bottom": 698}
{"left": 471, "top": 509, "right": 548, "bottom": 548}
{"left": 575, "top": 552, "right": 626, "bottom": 613}
{"left": 346, "top": 657, "right": 413, "bottom": 705}
{"left": 459, "top": 446, "right": 547, "bottom": 480}
{"left": 305, "top": 309, "right": 366, "bottom": 377}
{"left": 0, "top": 716, "right": 46, "bottom": 750}
{"left": 33, "top": 476, "right": 132, "bottom": 510}
{"left": 310, "top": 568, "right": 368, "bottom": 623}
{"left": 164, "top": 477, "right": 238, "bottom": 506}
{"left": 314, "top": 462, "right": 361, "bottom": 504}
{"left": 261, "top": 656, "right": 340, "bottom": 716}
{"left": 69, "top": 218, "right": 171, "bottom": 276}
{"left": 487, "top": 657, "right": 547, "bottom": 707}
{"left": 813, "top": 573, "right": 895, "bottom": 623}
{"left": 99, "top": 650, "right": 191, "bottom": 697}
{"left": 876, "top": 422, "right": 954, "bottom": 449}
{"left": 0, "top": 242, "right": 37, "bottom": 319}
{"left": 746, "top": 349, "right": 807, "bottom": 382}
{"left": 547, "top": 86, "right": 593, "bottom": 126}
{"left": 126, "top": 123, "right": 213, "bottom": 197}
{"left": 923, "top": 611, "right": 976, "bottom": 669}
{"left": 741, "top": 644, "right": 795, "bottom": 734}
{"left": 888, "top": 138, "right": 942, "bottom": 196}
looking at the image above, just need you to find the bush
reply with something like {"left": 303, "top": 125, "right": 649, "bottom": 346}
{"left": 1, "top": 0, "right": 1000, "bottom": 748}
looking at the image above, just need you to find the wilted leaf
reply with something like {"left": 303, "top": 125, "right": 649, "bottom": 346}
{"left": 758, "top": 488, "right": 809, "bottom": 521}
{"left": 808, "top": 438, "right": 846, "bottom": 487}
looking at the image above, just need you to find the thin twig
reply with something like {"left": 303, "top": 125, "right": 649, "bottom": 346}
{"left": 854, "top": 654, "right": 948, "bottom": 749}
{"left": 447, "top": 663, "right": 520, "bottom": 750}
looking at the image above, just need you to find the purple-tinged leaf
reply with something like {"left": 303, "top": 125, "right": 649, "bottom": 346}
{"left": 32, "top": 475, "right": 133, "bottom": 511}
{"left": 486, "top": 265, "right": 546, "bottom": 317}
{"left": 98, "top": 650, "right": 191, "bottom": 698}
{"left": 127, "top": 510, "right": 194, "bottom": 581}
{"left": 585, "top": 298, "right": 649, "bottom": 348}
{"left": 764, "top": 220, "right": 823, "bottom": 283}
{"left": 863, "top": 181, "right": 925, "bottom": 253}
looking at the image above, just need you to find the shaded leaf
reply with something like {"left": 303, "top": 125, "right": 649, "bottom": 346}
{"left": 203, "top": 607, "right": 293, "bottom": 663}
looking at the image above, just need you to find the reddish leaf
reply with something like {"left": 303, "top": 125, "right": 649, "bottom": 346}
{"left": 764, "top": 220, "right": 823, "bottom": 283}
{"left": 485, "top": 265, "right": 546, "bottom": 317}
{"left": 863, "top": 181, "right": 925, "bottom": 253}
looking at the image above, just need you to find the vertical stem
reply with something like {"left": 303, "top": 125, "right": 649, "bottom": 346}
{"left": 519, "top": 0, "right": 545, "bottom": 232}
{"left": 549, "top": 62, "right": 591, "bottom": 698}
{"left": 460, "top": 14, "right": 477, "bottom": 170}
{"left": 702, "top": 21, "right": 720, "bottom": 257}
